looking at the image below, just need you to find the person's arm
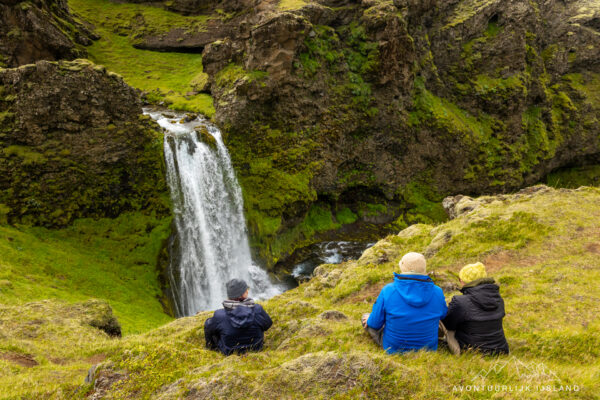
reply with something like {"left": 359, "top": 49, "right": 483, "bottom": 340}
{"left": 204, "top": 317, "right": 219, "bottom": 349}
{"left": 440, "top": 291, "right": 449, "bottom": 319}
{"left": 255, "top": 305, "right": 273, "bottom": 331}
{"left": 441, "top": 297, "right": 463, "bottom": 331}
{"left": 366, "top": 291, "right": 385, "bottom": 330}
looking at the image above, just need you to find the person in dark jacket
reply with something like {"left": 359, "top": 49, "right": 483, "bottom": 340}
{"left": 441, "top": 262, "right": 509, "bottom": 355}
{"left": 361, "top": 252, "right": 448, "bottom": 354}
{"left": 204, "top": 278, "right": 273, "bottom": 356}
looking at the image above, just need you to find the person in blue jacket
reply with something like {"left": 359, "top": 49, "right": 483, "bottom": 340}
{"left": 361, "top": 252, "right": 447, "bottom": 354}
{"left": 204, "top": 279, "right": 273, "bottom": 356}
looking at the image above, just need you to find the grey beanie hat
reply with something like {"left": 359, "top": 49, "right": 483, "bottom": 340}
{"left": 226, "top": 278, "right": 249, "bottom": 299}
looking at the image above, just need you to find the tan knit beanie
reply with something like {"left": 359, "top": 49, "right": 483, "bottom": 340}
{"left": 399, "top": 252, "right": 427, "bottom": 274}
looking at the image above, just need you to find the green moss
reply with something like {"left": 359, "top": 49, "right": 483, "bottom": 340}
{"left": 484, "top": 19, "right": 502, "bottom": 38}
{"left": 278, "top": 0, "right": 308, "bottom": 11}
{"left": 298, "top": 25, "right": 342, "bottom": 77}
{"left": 304, "top": 204, "right": 340, "bottom": 233}
{"left": 472, "top": 73, "right": 527, "bottom": 100}
{"left": 2, "top": 145, "right": 48, "bottom": 165}
{"left": 215, "top": 63, "right": 268, "bottom": 89}
{"left": 195, "top": 126, "right": 216, "bottom": 148}
{"left": 517, "top": 105, "right": 559, "bottom": 171}
{"left": 357, "top": 202, "right": 387, "bottom": 218}
{"left": 190, "top": 71, "right": 209, "bottom": 91}
{"left": 545, "top": 165, "right": 600, "bottom": 188}
{"left": 410, "top": 78, "right": 493, "bottom": 142}
{"left": 398, "top": 181, "right": 447, "bottom": 224}
{"left": 563, "top": 72, "right": 600, "bottom": 106}
{"left": 225, "top": 123, "right": 322, "bottom": 264}
{"left": 0, "top": 204, "right": 9, "bottom": 224}
{"left": 541, "top": 44, "right": 558, "bottom": 62}
{"left": 335, "top": 207, "right": 358, "bottom": 225}
{"left": 0, "top": 111, "right": 14, "bottom": 125}
{"left": 268, "top": 203, "right": 340, "bottom": 261}
{"left": 444, "top": 0, "right": 497, "bottom": 29}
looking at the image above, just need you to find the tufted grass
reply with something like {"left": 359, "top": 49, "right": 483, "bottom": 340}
{"left": 1, "top": 186, "right": 598, "bottom": 398}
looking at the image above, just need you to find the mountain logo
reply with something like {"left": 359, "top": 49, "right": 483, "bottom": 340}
{"left": 472, "top": 356, "right": 560, "bottom": 383}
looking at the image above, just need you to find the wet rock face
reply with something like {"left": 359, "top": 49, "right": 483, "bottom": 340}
{"left": 0, "top": 60, "right": 169, "bottom": 226}
{"left": 0, "top": 0, "right": 95, "bottom": 67}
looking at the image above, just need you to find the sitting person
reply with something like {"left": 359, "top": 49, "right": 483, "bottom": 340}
{"left": 204, "top": 278, "right": 272, "bottom": 356}
{"left": 441, "top": 262, "right": 509, "bottom": 355}
{"left": 361, "top": 252, "right": 448, "bottom": 354}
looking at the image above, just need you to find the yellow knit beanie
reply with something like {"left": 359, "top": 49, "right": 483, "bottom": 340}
{"left": 459, "top": 262, "right": 487, "bottom": 283}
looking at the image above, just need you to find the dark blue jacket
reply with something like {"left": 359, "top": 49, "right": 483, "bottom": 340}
{"left": 204, "top": 301, "right": 272, "bottom": 356}
{"left": 367, "top": 273, "right": 448, "bottom": 354}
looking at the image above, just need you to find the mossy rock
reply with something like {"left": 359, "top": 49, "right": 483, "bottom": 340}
{"left": 195, "top": 126, "right": 217, "bottom": 149}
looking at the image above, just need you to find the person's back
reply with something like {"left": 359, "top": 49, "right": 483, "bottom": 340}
{"left": 363, "top": 252, "right": 447, "bottom": 354}
{"left": 204, "top": 279, "right": 273, "bottom": 356}
{"left": 442, "top": 262, "right": 509, "bottom": 355}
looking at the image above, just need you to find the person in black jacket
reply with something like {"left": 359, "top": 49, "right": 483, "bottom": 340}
{"left": 441, "top": 262, "right": 509, "bottom": 355}
{"left": 204, "top": 279, "right": 273, "bottom": 356}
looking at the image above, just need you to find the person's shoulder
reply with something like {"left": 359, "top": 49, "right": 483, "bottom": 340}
{"left": 432, "top": 284, "right": 446, "bottom": 299}
{"left": 449, "top": 293, "right": 469, "bottom": 306}
{"left": 381, "top": 282, "right": 395, "bottom": 294}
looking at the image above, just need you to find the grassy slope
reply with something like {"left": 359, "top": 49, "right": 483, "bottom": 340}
{"left": 2, "top": 185, "right": 598, "bottom": 399}
{"left": 68, "top": 0, "right": 214, "bottom": 116}
{"left": 0, "top": 212, "right": 173, "bottom": 335}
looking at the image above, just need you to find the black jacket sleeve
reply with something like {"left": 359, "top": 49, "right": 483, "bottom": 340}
{"left": 442, "top": 296, "right": 465, "bottom": 331}
{"left": 254, "top": 305, "right": 273, "bottom": 331}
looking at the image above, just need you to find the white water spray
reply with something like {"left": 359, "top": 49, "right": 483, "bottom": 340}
{"left": 145, "top": 109, "right": 283, "bottom": 316}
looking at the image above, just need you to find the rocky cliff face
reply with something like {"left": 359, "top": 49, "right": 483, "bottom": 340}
{"left": 194, "top": 0, "right": 600, "bottom": 265}
{"left": 0, "top": 60, "right": 169, "bottom": 226}
{"left": 0, "top": 0, "right": 96, "bottom": 67}
{"left": 11, "top": 0, "right": 600, "bottom": 267}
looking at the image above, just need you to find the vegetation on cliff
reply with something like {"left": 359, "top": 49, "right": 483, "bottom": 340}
{"left": 0, "top": 0, "right": 96, "bottom": 67}
{"left": 47, "top": 0, "right": 599, "bottom": 267}
{"left": 0, "top": 59, "right": 170, "bottom": 227}
{"left": 1, "top": 185, "right": 598, "bottom": 398}
{"left": 69, "top": 0, "right": 214, "bottom": 116}
{"left": 198, "top": 0, "right": 600, "bottom": 266}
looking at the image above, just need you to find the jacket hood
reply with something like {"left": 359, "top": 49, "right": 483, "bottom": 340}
{"left": 392, "top": 273, "right": 436, "bottom": 308}
{"left": 223, "top": 299, "right": 256, "bottom": 328}
{"left": 462, "top": 282, "right": 502, "bottom": 311}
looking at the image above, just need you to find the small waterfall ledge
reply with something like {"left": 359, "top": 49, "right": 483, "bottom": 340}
{"left": 145, "top": 109, "right": 283, "bottom": 316}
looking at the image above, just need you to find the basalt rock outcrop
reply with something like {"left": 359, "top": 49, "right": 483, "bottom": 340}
{"left": 0, "top": 0, "right": 96, "bottom": 67}
{"left": 0, "top": 59, "right": 169, "bottom": 226}
{"left": 185, "top": 0, "right": 600, "bottom": 265}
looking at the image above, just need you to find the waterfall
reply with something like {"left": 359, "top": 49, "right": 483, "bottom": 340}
{"left": 145, "top": 109, "right": 283, "bottom": 316}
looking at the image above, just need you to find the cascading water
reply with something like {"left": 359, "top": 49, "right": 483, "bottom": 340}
{"left": 145, "top": 109, "right": 283, "bottom": 316}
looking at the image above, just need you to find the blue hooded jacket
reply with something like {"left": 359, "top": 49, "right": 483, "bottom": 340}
{"left": 367, "top": 273, "right": 447, "bottom": 354}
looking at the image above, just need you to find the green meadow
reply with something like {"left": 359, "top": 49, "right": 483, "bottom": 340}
{"left": 1, "top": 186, "right": 598, "bottom": 398}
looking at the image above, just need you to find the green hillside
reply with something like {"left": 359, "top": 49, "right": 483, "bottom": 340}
{"left": 1, "top": 185, "right": 598, "bottom": 398}
{"left": 0, "top": 212, "right": 173, "bottom": 335}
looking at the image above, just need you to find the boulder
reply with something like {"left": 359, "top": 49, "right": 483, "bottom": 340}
{"left": 0, "top": 60, "right": 169, "bottom": 226}
{"left": 0, "top": 0, "right": 96, "bottom": 67}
